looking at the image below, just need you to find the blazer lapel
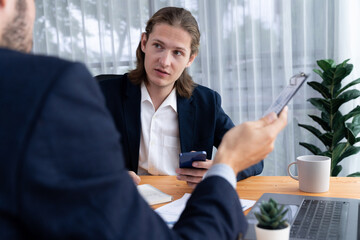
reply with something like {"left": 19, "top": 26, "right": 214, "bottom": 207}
{"left": 177, "top": 95, "right": 196, "bottom": 152}
{"left": 123, "top": 80, "right": 141, "bottom": 171}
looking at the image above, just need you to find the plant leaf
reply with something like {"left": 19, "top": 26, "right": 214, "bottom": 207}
{"left": 344, "top": 105, "right": 360, "bottom": 121}
{"left": 345, "top": 126, "right": 356, "bottom": 145}
{"left": 346, "top": 119, "right": 360, "bottom": 144}
{"left": 255, "top": 212, "right": 267, "bottom": 225}
{"left": 260, "top": 213, "right": 271, "bottom": 222}
{"left": 317, "top": 60, "right": 332, "bottom": 72}
{"left": 338, "top": 146, "right": 360, "bottom": 163}
{"left": 332, "top": 143, "right": 347, "bottom": 167}
{"left": 347, "top": 115, "right": 360, "bottom": 138}
{"left": 332, "top": 165, "right": 342, "bottom": 176}
{"left": 332, "top": 111, "right": 344, "bottom": 130}
{"left": 323, "top": 69, "right": 335, "bottom": 85}
{"left": 332, "top": 89, "right": 360, "bottom": 113}
{"left": 333, "top": 143, "right": 360, "bottom": 168}
{"left": 333, "top": 123, "right": 345, "bottom": 146}
{"left": 327, "top": 59, "right": 336, "bottom": 66}
{"left": 337, "top": 78, "right": 360, "bottom": 96}
{"left": 307, "top": 81, "right": 330, "bottom": 98}
{"left": 274, "top": 209, "right": 288, "bottom": 222}
{"left": 308, "top": 115, "right": 330, "bottom": 131}
{"left": 298, "top": 124, "right": 322, "bottom": 138}
{"left": 299, "top": 142, "right": 322, "bottom": 155}
{"left": 344, "top": 62, "right": 353, "bottom": 77}
{"left": 269, "top": 198, "right": 277, "bottom": 208}
{"left": 352, "top": 114, "right": 360, "bottom": 125}
{"left": 347, "top": 172, "right": 360, "bottom": 177}
{"left": 333, "top": 67, "right": 347, "bottom": 85}
{"left": 313, "top": 69, "right": 324, "bottom": 79}
{"left": 320, "top": 133, "right": 333, "bottom": 148}
{"left": 308, "top": 98, "right": 330, "bottom": 114}
{"left": 260, "top": 205, "right": 269, "bottom": 216}
{"left": 333, "top": 83, "right": 342, "bottom": 95}
{"left": 321, "top": 112, "right": 330, "bottom": 123}
{"left": 338, "top": 59, "right": 350, "bottom": 67}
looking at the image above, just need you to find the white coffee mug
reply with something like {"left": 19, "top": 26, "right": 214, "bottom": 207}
{"left": 287, "top": 155, "right": 331, "bottom": 193}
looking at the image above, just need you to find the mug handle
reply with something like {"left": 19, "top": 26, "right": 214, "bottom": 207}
{"left": 287, "top": 162, "right": 298, "bottom": 180}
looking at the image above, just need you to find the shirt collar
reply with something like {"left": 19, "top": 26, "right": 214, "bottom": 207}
{"left": 140, "top": 82, "right": 177, "bottom": 112}
{"left": 140, "top": 82, "right": 152, "bottom": 103}
{"left": 162, "top": 87, "right": 177, "bottom": 112}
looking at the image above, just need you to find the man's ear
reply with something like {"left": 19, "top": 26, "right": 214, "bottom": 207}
{"left": 0, "top": 0, "right": 7, "bottom": 8}
{"left": 0, "top": 0, "right": 14, "bottom": 12}
{"left": 140, "top": 33, "right": 147, "bottom": 53}
{"left": 186, "top": 53, "right": 197, "bottom": 68}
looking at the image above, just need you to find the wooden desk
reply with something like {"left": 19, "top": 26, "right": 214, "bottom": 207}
{"left": 140, "top": 176, "right": 360, "bottom": 214}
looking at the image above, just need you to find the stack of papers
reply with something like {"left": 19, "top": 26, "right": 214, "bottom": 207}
{"left": 155, "top": 193, "right": 256, "bottom": 228}
{"left": 137, "top": 184, "right": 173, "bottom": 205}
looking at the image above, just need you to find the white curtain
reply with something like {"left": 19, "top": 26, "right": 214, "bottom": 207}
{"left": 33, "top": 0, "right": 360, "bottom": 176}
{"left": 333, "top": 0, "right": 360, "bottom": 176}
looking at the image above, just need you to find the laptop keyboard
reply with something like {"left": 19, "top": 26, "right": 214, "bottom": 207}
{"left": 290, "top": 199, "right": 348, "bottom": 240}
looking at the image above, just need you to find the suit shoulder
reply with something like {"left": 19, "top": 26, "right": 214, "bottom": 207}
{"left": 97, "top": 74, "right": 139, "bottom": 97}
{"left": 193, "top": 84, "right": 219, "bottom": 96}
{"left": 1, "top": 48, "right": 76, "bottom": 68}
{"left": 96, "top": 73, "right": 129, "bottom": 86}
{"left": 0, "top": 49, "right": 92, "bottom": 96}
{"left": 97, "top": 73, "right": 132, "bottom": 90}
{"left": 191, "top": 84, "right": 220, "bottom": 102}
{"left": 0, "top": 49, "right": 87, "bottom": 82}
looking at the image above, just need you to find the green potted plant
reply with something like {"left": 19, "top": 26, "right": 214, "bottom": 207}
{"left": 254, "top": 198, "right": 289, "bottom": 240}
{"left": 299, "top": 59, "right": 360, "bottom": 177}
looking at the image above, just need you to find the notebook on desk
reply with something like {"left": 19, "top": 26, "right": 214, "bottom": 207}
{"left": 244, "top": 193, "right": 360, "bottom": 240}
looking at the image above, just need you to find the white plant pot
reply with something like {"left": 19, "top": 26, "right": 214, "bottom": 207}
{"left": 254, "top": 223, "right": 290, "bottom": 240}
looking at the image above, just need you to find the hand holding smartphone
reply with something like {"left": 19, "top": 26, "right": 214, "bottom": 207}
{"left": 179, "top": 151, "right": 207, "bottom": 168}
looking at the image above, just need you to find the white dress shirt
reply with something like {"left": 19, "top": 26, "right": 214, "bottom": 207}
{"left": 136, "top": 83, "right": 236, "bottom": 189}
{"left": 138, "top": 83, "right": 180, "bottom": 176}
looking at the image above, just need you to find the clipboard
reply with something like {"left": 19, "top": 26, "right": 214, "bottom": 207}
{"left": 263, "top": 72, "right": 309, "bottom": 116}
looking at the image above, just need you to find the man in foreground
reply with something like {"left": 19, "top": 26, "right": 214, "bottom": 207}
{"left": 0, "top": 0, "right": 287, "bottom": 239}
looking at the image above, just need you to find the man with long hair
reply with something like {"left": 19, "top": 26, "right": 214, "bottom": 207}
{"left": 99, "top": 7, "right": 263, "bottom": 187}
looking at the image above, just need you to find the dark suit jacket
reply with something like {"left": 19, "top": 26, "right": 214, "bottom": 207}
{"left": 0, "top": 48, "right": 247, "bottom": 239}
{"left": 97, "top": 74, "right": 263, "bottom": 180}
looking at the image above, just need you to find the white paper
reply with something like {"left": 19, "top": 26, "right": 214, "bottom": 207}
{"left": 155, "top": 193, "right": 191, "bottom": 227}
{"left": 240, "top": 198, "right": 257, "bottom": 212}
{"left": 155, "top": 193, "right": 256, "bottom": 228}
{"left": 137, "top": 184, "right": 172, "bottom": 205}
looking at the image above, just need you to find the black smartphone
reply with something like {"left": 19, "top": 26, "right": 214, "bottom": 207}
{"left": 263, "top": 72, "right": 309, "bottom": 116}
{"left": 179, "top": 151, "right": 207, "bottom": 168}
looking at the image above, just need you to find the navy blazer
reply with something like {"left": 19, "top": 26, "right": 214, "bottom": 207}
{"left": 0, "top": 48, "right": 247, "bottom": 239}
{"left": 98, "top": 74, "right": 263, "bottom": 180}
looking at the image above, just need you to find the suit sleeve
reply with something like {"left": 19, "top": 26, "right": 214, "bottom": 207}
{"left": 20, "top": 62, "right": 246, "bottom": 239}
{"left": 213, "top": 91, "right": 264, "bottom": 181}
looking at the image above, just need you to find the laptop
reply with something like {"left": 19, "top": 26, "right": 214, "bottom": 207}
{"left": 244, "top": 193, "right": 360, "bottom": 240}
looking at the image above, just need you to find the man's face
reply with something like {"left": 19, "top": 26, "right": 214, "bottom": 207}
{"left": 1, "top": 0, "right": 36, "bottom": 52}
{"left": 141, "top": 23, "right": 196, "bottom": 93}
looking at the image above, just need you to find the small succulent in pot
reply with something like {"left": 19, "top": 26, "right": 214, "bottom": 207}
{"left": 254, "top": 198, "right": 289, "bottom": 230}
